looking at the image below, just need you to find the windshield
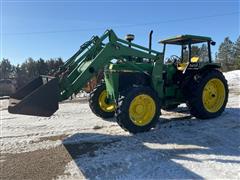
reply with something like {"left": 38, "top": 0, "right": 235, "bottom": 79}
{"left": 163, "top": 42, "right": 210, "bottom": 63}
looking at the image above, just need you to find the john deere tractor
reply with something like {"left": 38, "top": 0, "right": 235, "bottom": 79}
{"left": 8, "top": 29, "right": 228, "bottom": 133}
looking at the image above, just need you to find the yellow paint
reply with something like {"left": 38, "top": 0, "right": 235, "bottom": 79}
{"left": 202, "top": 78, "right": 225, "bottom": 113}
{"left": 129, "top": 94, "right": 156, "bottom": 126}
{"left": 177, "top": 63, "right": 188, "bottom": 71}
{"left": 98, "top": 90, "right": 115, "bottom": 112}
{"left": 191, "top": 56, "right": 200, "bottom": 63}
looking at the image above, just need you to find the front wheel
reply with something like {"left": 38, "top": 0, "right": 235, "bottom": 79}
{"left": 89, "top": 84, "right": 116, "bottom": 118}
{"left": 186, "top": 70, "right": 228, "bottom": 119}
{"left": 116, "top": 87, "right": 161, "bottom": 134}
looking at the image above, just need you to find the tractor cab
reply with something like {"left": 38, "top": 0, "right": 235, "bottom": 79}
{"left": 160, "top": 35, "right": 216, "bottom": 72}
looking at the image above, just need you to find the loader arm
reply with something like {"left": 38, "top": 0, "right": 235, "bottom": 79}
{"left": 59, "top": 30, "right": 161, "bottom": 101}
{"left": 8, "top": 29, "right": 162, "bottom": 117}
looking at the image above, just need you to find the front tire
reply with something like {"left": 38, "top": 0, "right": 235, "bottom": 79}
{"left": 89, "top": 84, "right": 115, "bottom": 118}
{"left": 116, "top": 87, "right": 161, "bottom": 134}
{"left": 186, "top": 70, "right": 228, "bottom": 119}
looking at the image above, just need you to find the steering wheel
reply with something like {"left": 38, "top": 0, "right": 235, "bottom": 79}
{"left": 169, "top": 55, "right": 182, "bottom": 64}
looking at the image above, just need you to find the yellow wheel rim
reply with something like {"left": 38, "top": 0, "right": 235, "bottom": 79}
{"left": 98, "top": 90, "right": 115, "bottom": 112}
{"left": 129, "top": 94, "right": 156, "bottom": 126}
{"left": 202, "top": 78, "right": 225, "bottom": 113}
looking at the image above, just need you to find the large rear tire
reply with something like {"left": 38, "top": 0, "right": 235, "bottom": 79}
{"left": 186, "top": 70, "right": 228, "bottom": 119}
{"left": 89, "top": 84, "right": 115, "bottom": 118}
{"left": 116, "top": 87, "right": 161, "bottom": 134}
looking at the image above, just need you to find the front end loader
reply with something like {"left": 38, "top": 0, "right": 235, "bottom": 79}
{"left": 8, "top": 30, "right": 228, "bottom": 133}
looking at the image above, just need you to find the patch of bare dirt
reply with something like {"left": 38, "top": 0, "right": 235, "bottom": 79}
{"left": 39, "top": 134, "right": 69, "bottom": 142}
{"left": 0, "top": 145, "right": 72, "bottom": 180}
{"left": 0, "top": 139, "right": 118, "bottom": 180}
{"left": 92, "top": 125, "right": 103, "bottom": 130}
{"left": 28, "top": 134, "right": 69, "bottom": 144}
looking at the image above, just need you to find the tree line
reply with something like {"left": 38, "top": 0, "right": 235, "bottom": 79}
{"left": 0, "top": 36, "right": 239, "bottom": 88}
{"left": 0, "top": 58, "right": 64, "bottom": 88}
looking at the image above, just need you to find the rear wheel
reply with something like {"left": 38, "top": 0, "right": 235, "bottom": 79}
{"left": 116, "top": 87, "right": 161, "bottom": 134}
{"left": 186, "top": 70, "right": 228, "bottom": 119}
{"left": 89, "top": 84, "right": 115, "bottom": 118}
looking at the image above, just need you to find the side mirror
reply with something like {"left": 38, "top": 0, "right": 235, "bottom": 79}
{"left": 211, "top": 41, "right": 216, "bottom": 46}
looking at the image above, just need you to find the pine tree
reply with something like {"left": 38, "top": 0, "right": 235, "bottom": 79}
{"left": 199, "top": 44, "right": 209, "bottom": 62}
{"left": 233, "top": 36, "right": 240, "bottom": 69}
{"left": 0, "top": 59, "right": 13, "bottom": 79}
{"left": 15, "top": 64, "right": 28, "bottom": 88}
{"left": 191, "top": 46, "right": 200, "bottom": 57}
{"left": 36, "top": 58, "right": 48, "bottom": 75}
{"left": 216, "top": 37, "right": 235, "bottom": 71}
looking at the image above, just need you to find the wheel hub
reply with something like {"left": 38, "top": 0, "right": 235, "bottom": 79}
{"left": 136, "top": 105, "right": 144, "bottom": 114}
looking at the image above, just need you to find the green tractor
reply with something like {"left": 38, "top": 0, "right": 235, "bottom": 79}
{"left": 8, "top": 30, "right": 228, "bottom": 133}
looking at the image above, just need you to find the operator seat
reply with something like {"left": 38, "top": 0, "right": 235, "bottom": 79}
{"left": 177, "top": 56, "right": 200, "bottom": 71}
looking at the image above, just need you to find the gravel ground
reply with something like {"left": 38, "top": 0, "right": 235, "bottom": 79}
{"left": 0, "top": 70, "right": 240, "bottom": 179}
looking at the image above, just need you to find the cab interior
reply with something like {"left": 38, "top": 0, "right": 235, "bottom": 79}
{"left": 160, "top": 35, "right": 215, "bottom": 72}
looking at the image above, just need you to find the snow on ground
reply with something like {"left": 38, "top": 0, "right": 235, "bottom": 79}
{"left": 1, "top": 70, "right": 240, "bottom": 179}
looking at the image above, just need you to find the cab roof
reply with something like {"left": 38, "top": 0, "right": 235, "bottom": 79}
{"left": 159, "top": 34, "right": 212, "bottom": 45}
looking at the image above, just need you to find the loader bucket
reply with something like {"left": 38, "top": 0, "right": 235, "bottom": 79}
{"left": 8, "top": 76, "right": 59, "bottom": 117}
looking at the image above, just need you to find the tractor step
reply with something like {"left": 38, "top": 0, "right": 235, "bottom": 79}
{"left": 8, "top": 76, "right": 59, "bottom": 117}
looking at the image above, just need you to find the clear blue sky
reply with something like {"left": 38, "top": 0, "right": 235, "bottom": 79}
{"left": 1, "top": 0, "right": 239, "bottom": 65}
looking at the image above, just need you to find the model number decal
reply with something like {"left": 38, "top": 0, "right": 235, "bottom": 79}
{"left": 188, "top": 63, "right": 200, "bottom": 68}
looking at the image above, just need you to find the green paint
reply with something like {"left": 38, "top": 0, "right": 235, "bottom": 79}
{"left": 55, "top": 29, "right": 219, "bottom": 109}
